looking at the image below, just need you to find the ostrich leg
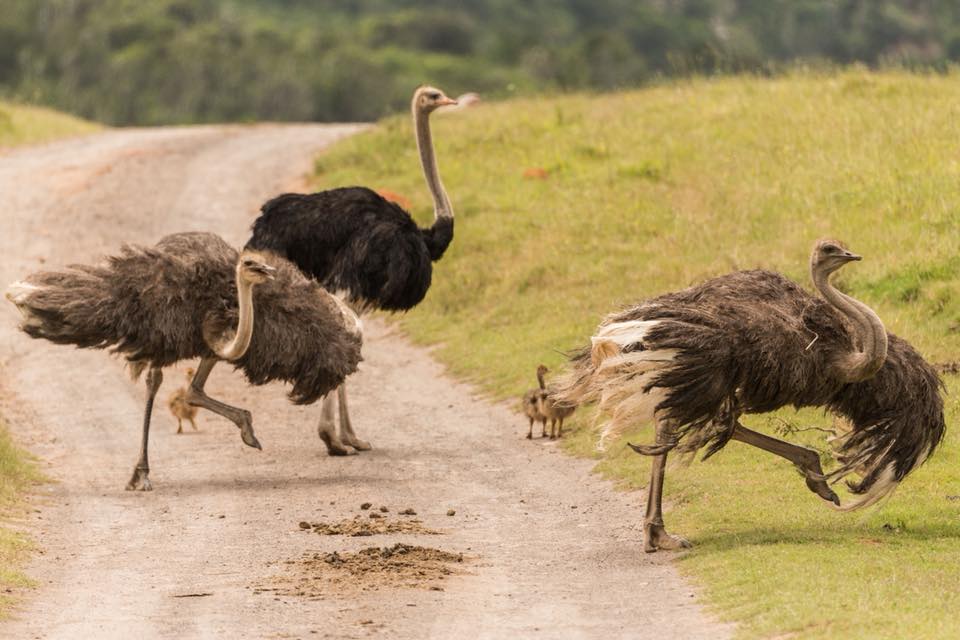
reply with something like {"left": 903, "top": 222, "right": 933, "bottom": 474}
{"left": 337, "top": 385, "right": 371, "bottom": 451}
{"left": 317, "top": 388, "right": 356, "bottom": 456}
{"left": 637, "top": 420, "right": 691, "bottom": 553}
{"left": 731, "top": 423, "right": 839, "bottom": 505}
{"left": 185, "top": 357, "right": 261, "bottom": 450}
{"left": 126, "top": 366, "right": 163, "bottom": 491}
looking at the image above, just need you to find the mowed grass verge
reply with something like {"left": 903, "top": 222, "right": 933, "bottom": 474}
{"left": 0, "top": 102, "right": 100, "bottom": 149}
{"left": 314, "top": 71, "right": 960, "bottom": 639}
{"left": 0, "top": 420, "right": 42, "bottom": 617}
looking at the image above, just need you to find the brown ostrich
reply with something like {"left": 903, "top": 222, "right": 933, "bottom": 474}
{"left": 7, "top": 232, "right": 362, "bottom": 490}
{"left": 168, "top": 368, "right": 199, "bottom": 434}
{"left": 556, "top": 240, "right": 945, "bottom": 552}
{"left": 522, "top": 364, "right": 549, "bottom": 439}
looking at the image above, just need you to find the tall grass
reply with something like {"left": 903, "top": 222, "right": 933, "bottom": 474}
{"left": 315, "top": 70, "right": 960, "bottom": 639}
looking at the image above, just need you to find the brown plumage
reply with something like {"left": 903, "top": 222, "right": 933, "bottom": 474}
{"left": 7, "top": 232, "right": 363, "bottom": 490}
{"left": 168, "top": 368, "right": 199, "bottom": 434}
{"left": 521, "top": 364, "right": 549, "bottom": 439}
{"left": 536, "top": 366, "right": 576, "bottom": 439}
{"left": 556, "top": 240, "right": 945, "bottom": 552}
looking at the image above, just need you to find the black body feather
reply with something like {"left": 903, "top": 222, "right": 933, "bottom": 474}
{"left": 245, "top": 187, "right": 453, "bottom": 312}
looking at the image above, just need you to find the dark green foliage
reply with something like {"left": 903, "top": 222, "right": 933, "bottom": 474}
{"left": 3, "top": 0, "right": 960, "bottom": 125}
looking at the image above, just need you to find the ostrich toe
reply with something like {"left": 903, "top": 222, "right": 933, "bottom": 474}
{"left": 318, "top": 430, "right": 358, "bottom": 456}
{"left": 643, "top": 522, "right": 691, "bottom": 553}
{"left": 125, "top": 467, "right": 153, "bottom": 492}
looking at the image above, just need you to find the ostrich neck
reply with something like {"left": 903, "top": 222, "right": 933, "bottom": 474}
{"left": 537, "top": 370, "right": 547, "bottom": 390}
{"left": 414, "top": 106, "right": 453, "bottom": 221}
{"left": 215, "top": 274, "right": 257, "bottom": 361}
{"left": 812, "top": 267, "right": 888, "bottom": 382}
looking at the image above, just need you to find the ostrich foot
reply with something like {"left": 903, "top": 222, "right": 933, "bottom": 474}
{"left": 318, "top": 429, "right": 357, "bottom": 456}
{"left": 526, "top": 433, "right": 533, "bottom": 440}
{"left": 345, "top": 436, "right": 372, "bottom": 451}
{"left": 643, "top": 522, "right": 691, "bottom": 553}
{"left": 125, "top": 466, "right": 153, "bottom": 492}
{"left": 797, "top": 451, "right": 840, "bottom": 505}
{"left": 804, "top": 473, "right": 839, "bottom": 505}
{"left": 628, "top": 441, "right": 677, "bottom": 457}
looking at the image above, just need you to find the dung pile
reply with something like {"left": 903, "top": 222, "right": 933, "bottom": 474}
{"left": 255, "top": 543, "right": 467, "bottom": 597}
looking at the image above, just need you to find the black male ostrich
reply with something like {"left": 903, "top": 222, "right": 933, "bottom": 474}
{"left": 557, "top": 240, "right": 945, "bottom": 552}
{"left": 6, "top": 232, "right": 362, "bottom": 490}
{"left": 239, "top": 85, "right": 458, "bottom": 455}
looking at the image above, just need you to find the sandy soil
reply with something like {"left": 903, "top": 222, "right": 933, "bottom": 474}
{"left": 0, "top": 125, "right": 732, "bottom": 639}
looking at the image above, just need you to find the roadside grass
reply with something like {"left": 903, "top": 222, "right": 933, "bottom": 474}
{"left": 0, "top": 419, "right": 42, "bottom": 617}
{"left": 315, "top": 70, "right": 960, "bottom": 639}
{"left": 0, "top": 102, "right": 100, "bottom": 149}
{"left": 0, "top": 101, "right": 89, "bottom": 617}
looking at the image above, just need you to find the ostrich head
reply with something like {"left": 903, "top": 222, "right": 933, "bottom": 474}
{"left": 413, "top": 86, "right": 457, "bottom": 114}
{"left": 237, "top": 255, "right": 276, "bottom": 285}
{"left": 537, "top": 364, "right": 549, "bottom": 377}
{"left": 810, "top": 239, "right": 861, "bottom": 277}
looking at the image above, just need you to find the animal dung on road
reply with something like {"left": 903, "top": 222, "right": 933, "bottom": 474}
{"left": 298, "top": 517, "right": 438, "bottom": 537}
{"left": 255, "top": 543, "right": 467, "bottom": 597}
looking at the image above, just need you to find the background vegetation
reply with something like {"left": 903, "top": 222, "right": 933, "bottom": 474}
{"left": 5, "top": 1, "right": 960, "bottom": 125}
{"left": 314, "top": 71, "right": 960, "bottom": 639}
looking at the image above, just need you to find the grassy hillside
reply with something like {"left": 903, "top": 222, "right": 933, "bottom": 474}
{"left": 0, "top": 420, "right": 41, "bottom": 617}
{"left": 0, "top": 102, "right": 100, "bottom": 149}
{"left": 315, "top": 70, "right": 960, "bottom": 639}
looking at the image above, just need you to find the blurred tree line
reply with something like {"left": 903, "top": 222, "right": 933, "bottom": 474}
{"left": 2, "top": 0, "right": 960, "bottom": 125}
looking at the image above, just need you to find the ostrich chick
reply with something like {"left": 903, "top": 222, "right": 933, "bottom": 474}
{"left": 168, "top": 368, "right": 199, "bottom": 434}
{"left": 537, "top": 366, "right": 576, "bottom": 439}
{"left": 522, "top": 364, "right": 549, "bottom": 439}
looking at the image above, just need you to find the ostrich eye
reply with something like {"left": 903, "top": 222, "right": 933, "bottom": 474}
{"left": 429, "top": 92, "right": 440, "bottom": 99}
{"left": 823, "top": 245, "right": 839, "bottom": 254}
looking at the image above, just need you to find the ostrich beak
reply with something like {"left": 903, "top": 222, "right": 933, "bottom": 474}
{"left": 252, "top": 264, "right": 277, "bottom": 279}
{"left": 438, "top": 97, "right": 458, "bottom": 107}
{"left": 842, "top": 251, "right": 862, "bottom": 262}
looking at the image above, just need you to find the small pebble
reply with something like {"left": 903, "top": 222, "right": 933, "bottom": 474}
{"left": 446, "top": 509, "right": 456, "bottom": 517}
{"left": 360, "top": 502, "right": 372, "bottom": 510}
{"left": 380, "top": 506, "right": 389, "bottom": 513}
{"left": 298, "top": 521, "right": 311, "bottom": 530}
{"left": 399, "top": 508, "right": 417, "bottom": 516}
{"left": 369, "top": 512, "right": 382, "bottom": 519}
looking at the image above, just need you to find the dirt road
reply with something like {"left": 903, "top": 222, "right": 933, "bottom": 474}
{"left": 0, "top": 125, "right": 731, "bottom": 639}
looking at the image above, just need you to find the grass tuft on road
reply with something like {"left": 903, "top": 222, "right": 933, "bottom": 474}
{"left": 0, "top": 102, "right": 100, "bottom": 149}
{"left": 315, "top": 70, "right": 960, "bottom": 639}
{"left": 0, "top": 419, "right": 42, "bottom": 617}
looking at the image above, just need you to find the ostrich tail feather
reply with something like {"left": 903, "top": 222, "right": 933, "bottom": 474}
{"left": 7, "top": 267, "right": 121, "bottom": 350}
{"left": 553, "top": 320, "right": 675, "bottom": 449}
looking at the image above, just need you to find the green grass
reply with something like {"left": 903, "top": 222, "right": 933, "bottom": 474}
{"left": 315, "top": 70, "right": 960, "bottom": 639}
{"left": 0, "top": 419, "right": 42, "bottom": 617}
{"left": 0, "top": 102, "right": 100, "bottom": 149}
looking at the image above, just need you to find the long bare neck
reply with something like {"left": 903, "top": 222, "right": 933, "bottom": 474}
{"left": 537, "top": 369, "right": 546, "bottom": 390}
{"left": 215, "top": 273, "right": 257, "bottom": 361}
{"left": 812, "top": 266, "right": 888, "bottom": 383}
{"left": 413, "top": 104, "right": 453, "bottom": 222}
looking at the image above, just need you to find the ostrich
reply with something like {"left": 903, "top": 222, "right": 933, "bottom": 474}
{"left": 6, "top": 232, "right": 362, "bottom": 490}
{"left": 236, "top": 85, "right": 458, "bottom": 456}
{"left": 536, "top": 366, "right": 576, "bottom": 439}
{"left": 169, "top": 368, "right": 200, "bottom": 434}
{"left": 556, "top": 240, "right": 945, "bottom": 552}
{"left": 522, "top": 364, "right": 549, "bottom": 439}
